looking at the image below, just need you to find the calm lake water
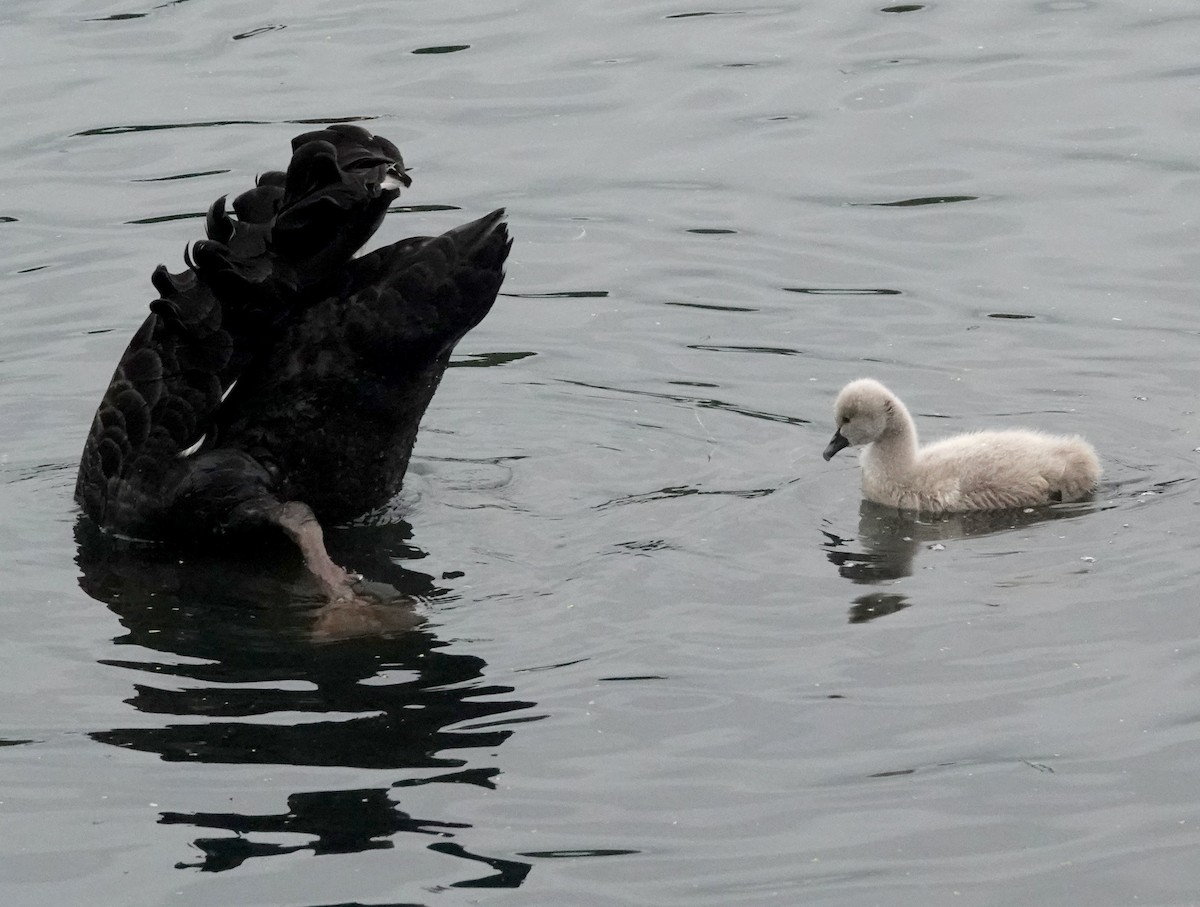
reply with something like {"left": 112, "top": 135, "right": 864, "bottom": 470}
{"left": 3, "top": 1, "right": 1199, "bottom": 905}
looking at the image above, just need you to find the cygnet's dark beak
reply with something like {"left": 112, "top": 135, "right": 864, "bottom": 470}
{"left": 823, "top": 430, "right": 850, "bottom": 461}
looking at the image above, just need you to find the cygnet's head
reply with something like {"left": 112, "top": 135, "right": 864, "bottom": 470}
{"left": 823, "top": 378, "right": 896, "bottom": 461}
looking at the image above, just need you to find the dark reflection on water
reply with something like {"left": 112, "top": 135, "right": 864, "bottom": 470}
{"left": 75, "top": 520, "right": 539, "bottom": 887}
{"left": 597, "top": 483, "right": 776, "bottom": 510}
{"left": 687, "top": 343, "right": 802, "bottom": 356}
{"left": 450, "top": 350, "right": 537, "bottom": 369}
{"left": 74, "top": 120, "right": 265, "bottom": 136}
{"left": 163, "top": 790, "right": 533, "bottom": 885}
{"left": 131, "top": 169, "right": 231, "bottom": 183}
{"left": 125, "top": 211, "right": 207, "bottom": 225}
{"left": 825, "top": 500, "right": 1099, "bottom": 622}
{"left": 663, "top": 10, "right": 746, "bottom": 19}
{"left": 566, "top": 378, "right": 811, "bottom": 427}
{"left": 501, "top": 290, "right": 609, "bottom": 299}
{"left": 83, "top": 13, "right": 149, "bottom": 21}
{"left": 232, "top": 25, "right": 286, "bottom": 41}
{"left": 857, "top": 195, "right": 980, "bottom": 207}
{"left": 387, "top": 204, "right": 463, "bottom": 214}
{"left": 162, "top": 787, "right": 465, "bottom": 870}
{"left": 73, "top": 114, "right": 380, "bottom": 138}
{"left": 412, "top": 45, "right": 471, "bottom": 55}
{"left": 665, "top": 300, "right": 758, "bottom": 312}
{"left": 848, "top": 592, "right": 911, "bottom": 624}
{"left": 782, "top": 286, "right": 901, "bottom": 296}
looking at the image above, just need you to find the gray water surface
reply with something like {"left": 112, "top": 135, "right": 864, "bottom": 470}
{"left": 2, "top": 2, "right": 1199, "bottom": 905}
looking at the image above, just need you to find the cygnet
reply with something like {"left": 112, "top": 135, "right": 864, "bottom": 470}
{"left": 823, "top": 378, "right": 1101, "bottom": 512}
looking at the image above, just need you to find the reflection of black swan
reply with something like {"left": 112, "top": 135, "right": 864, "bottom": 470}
{"left": 76, "top": 125, "right": 511, "bottom": 605}
{"left": 76, "top": 517, "right": 537, "bottom": 883}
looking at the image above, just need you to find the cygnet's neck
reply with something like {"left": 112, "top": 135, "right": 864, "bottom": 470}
{"left": 863, "top": 393, "right": 920, "bottom": 478}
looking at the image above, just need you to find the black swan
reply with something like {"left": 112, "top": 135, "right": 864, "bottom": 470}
{"left": 76, "top": 125, "right": 511, "bottom": 607}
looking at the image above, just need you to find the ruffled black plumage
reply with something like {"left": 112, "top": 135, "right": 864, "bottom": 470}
{"left": 76, "top": 126, "right": 509, "bottom": 604}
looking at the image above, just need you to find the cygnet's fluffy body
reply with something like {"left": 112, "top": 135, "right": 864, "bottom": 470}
{"left": 823, "top": 378, "right": 1101, "bottom": 512}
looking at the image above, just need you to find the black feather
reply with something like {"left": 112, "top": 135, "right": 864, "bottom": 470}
{"left": 76, "top": 127, "right": 508, "bottom": 551}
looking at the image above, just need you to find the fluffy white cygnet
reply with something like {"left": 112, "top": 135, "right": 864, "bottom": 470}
{"left": 823, "top": 378, "right": 1101, "bottom": 512}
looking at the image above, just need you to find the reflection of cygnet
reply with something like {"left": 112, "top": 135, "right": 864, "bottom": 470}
{"left": 823, "top": 378, "right": 1101, "bottom": 512}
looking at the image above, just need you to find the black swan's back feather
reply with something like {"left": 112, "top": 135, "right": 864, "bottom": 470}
{"left": 77, "top": 128, "right": 507, "bottom": 547}
{"left": 209, "top": 208, "right": 511, "bottom": 523}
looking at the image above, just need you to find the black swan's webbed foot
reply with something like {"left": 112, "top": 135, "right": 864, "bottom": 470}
{"left": 269, "top": 500, "right": 359, "bottom": 602}
{"left": 241, "top": 497, "right": 424, "bottom": 641}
